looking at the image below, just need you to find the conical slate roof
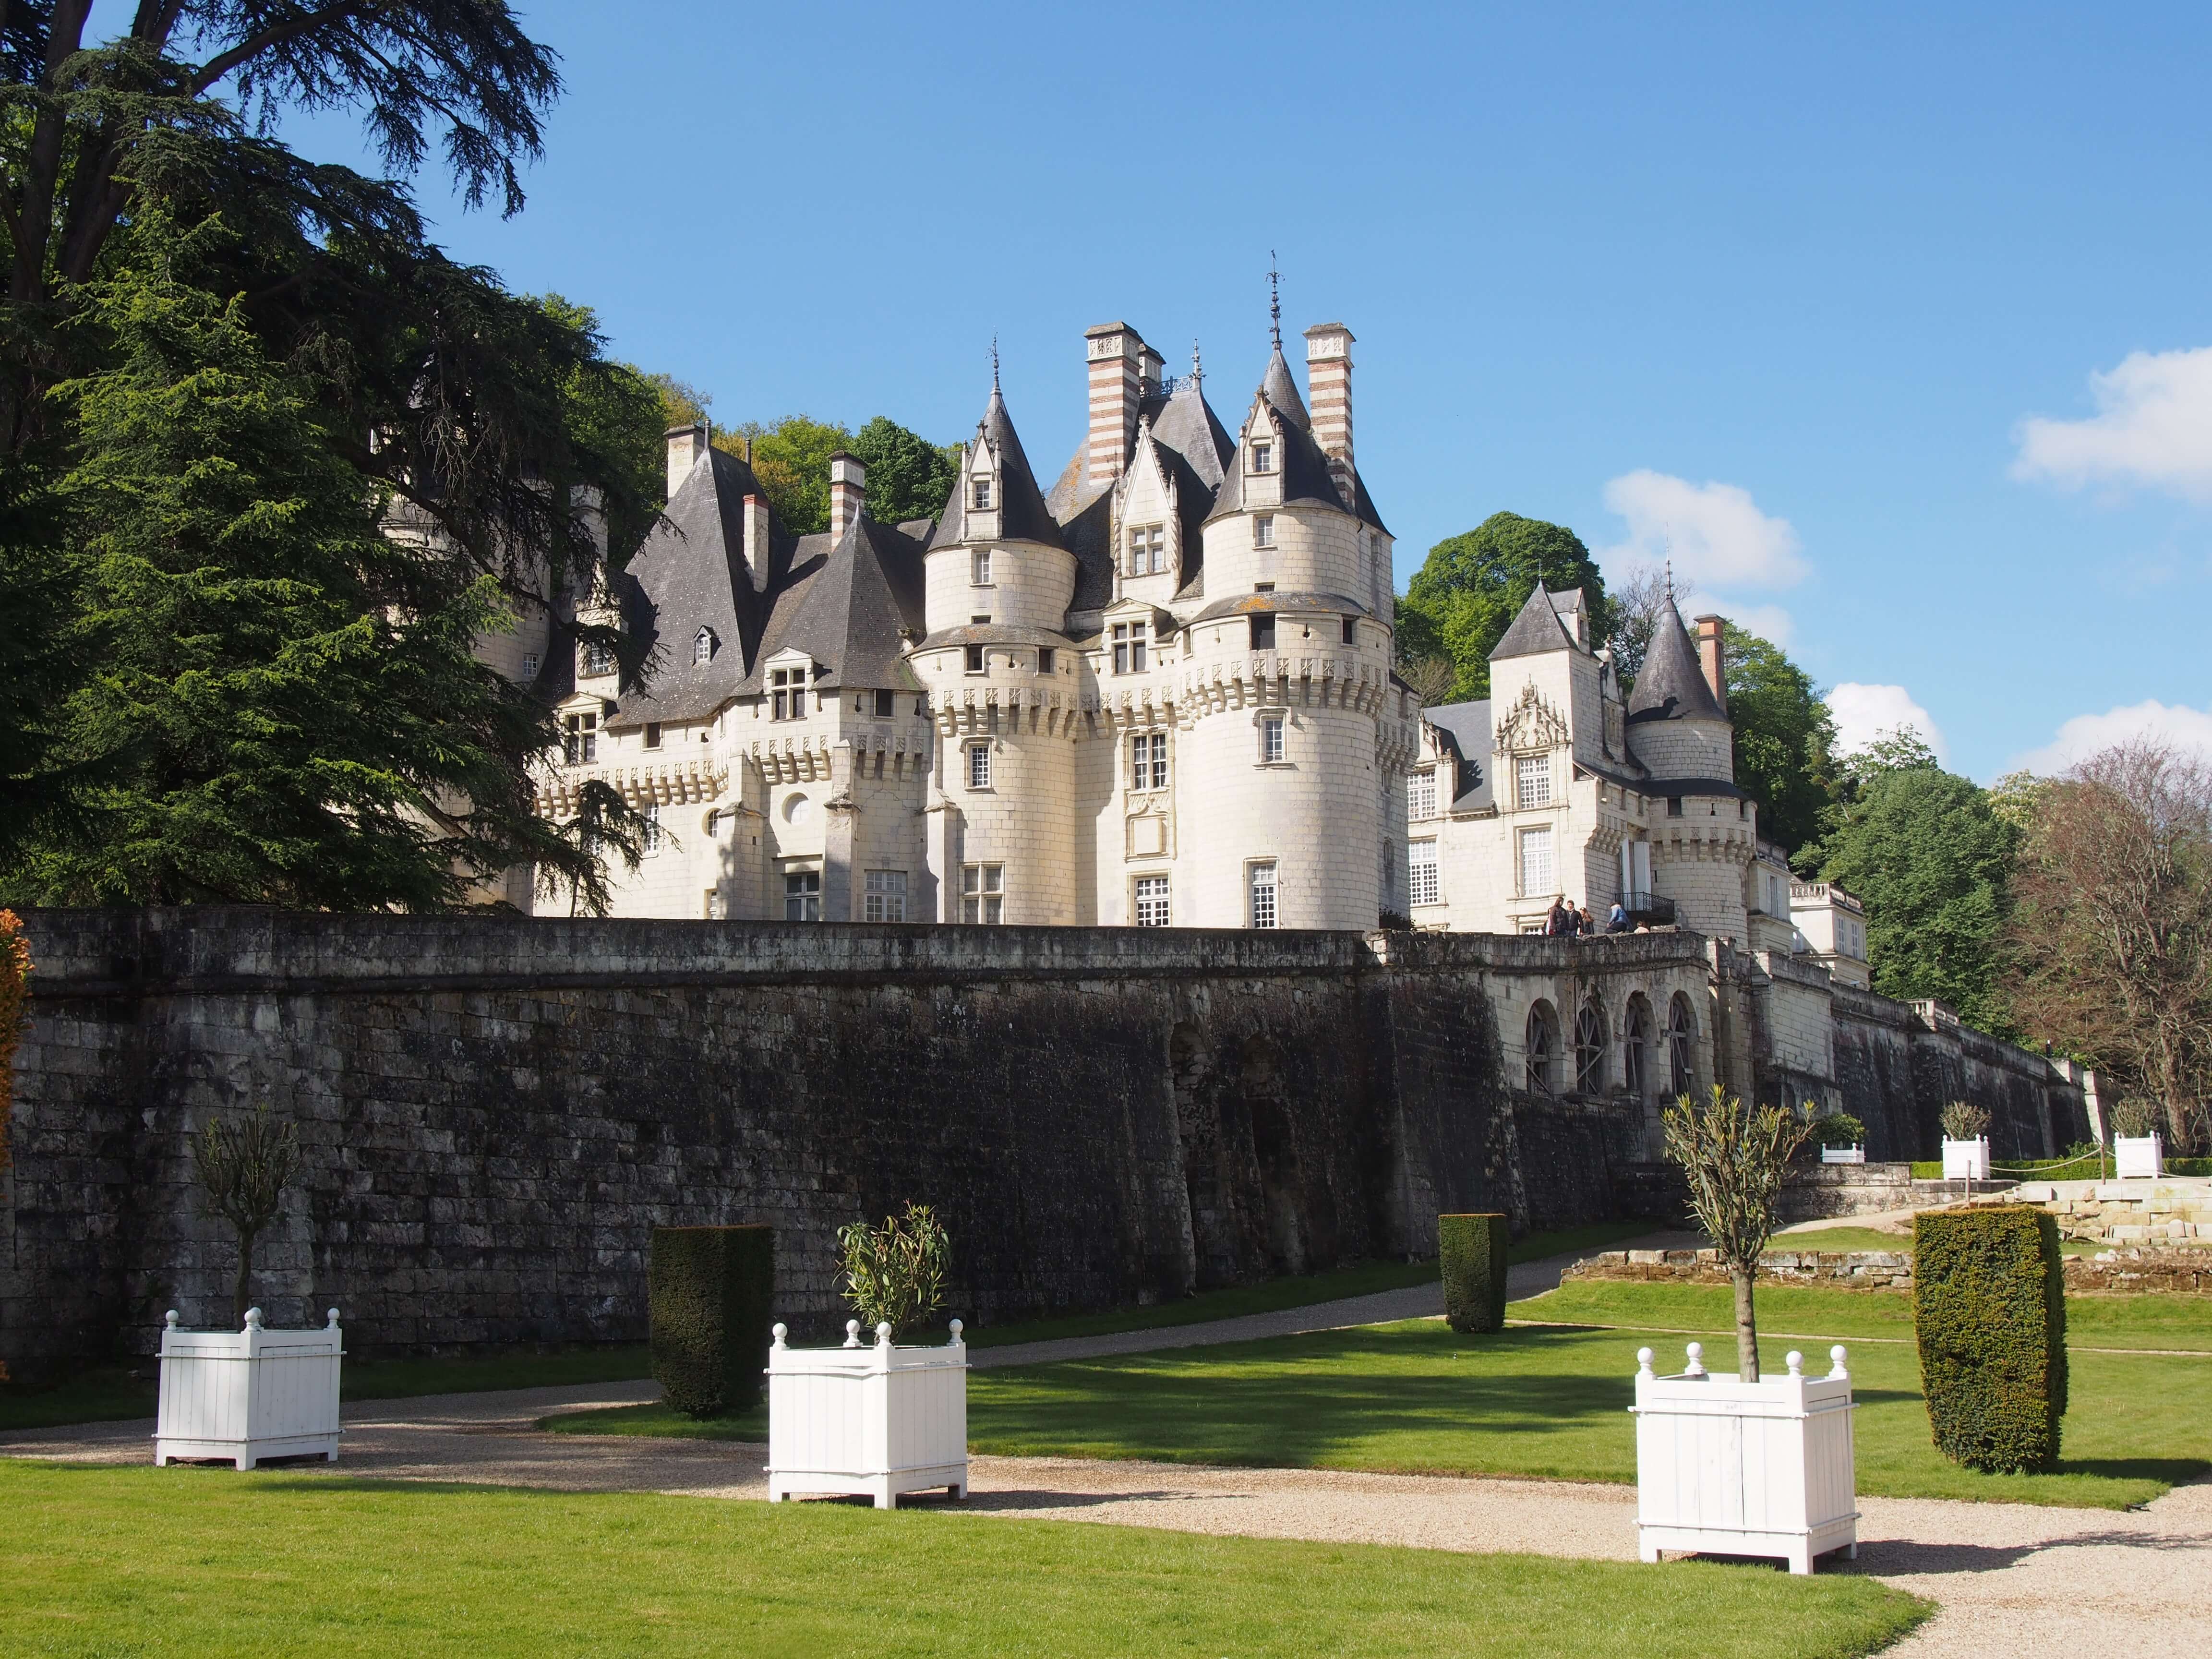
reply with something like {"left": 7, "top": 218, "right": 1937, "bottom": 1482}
{"left": 1260, "top": 344, "right": 1309, "bottom": 430}
{"left": 1490, "top": 584, "right": 1580, "bottom": 661}
{"left": 1204, "top": 382, "right": 1350, "bottom": 524}
{"left": 933, "top": 386, "right": 1064, "bottom": 550}
{"left": 1627, "top": 594, "right": 1727, "bottom": 722}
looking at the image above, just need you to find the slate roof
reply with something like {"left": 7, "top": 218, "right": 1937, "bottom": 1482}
{"left": 1205, "top": 383, "right": 1353, "bottom": 524}
{"left": 1490, "top": 584, "right": 1583, "bottom": 661}
{"left": 932, "top": 387, "right": 1064, "bottom": 550}
{"left": 761, "top": 517, "right": 928, "bottom": 693}
{"left": 1422, "top": 699, "right": 1494, "bottom": 812}
{"left": 1627, "top": 594, "right": 1727, "bottom": 723}
{"left": 1190, "top": 589, "right": 1370, "bottom": 623}
{"left": 1261, "top": 344, "right": 1309, "bottom": 429}
{"left": 916, "top": 622, "right": 1075, "bottom": 651}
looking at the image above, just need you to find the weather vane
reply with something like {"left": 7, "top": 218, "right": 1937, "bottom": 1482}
{"left": 1267, "top": 252, "right": 1281, "bottom": 349}
{"left": 990, "top": 334, "right": 1000, "bottom": 395}
{"left": 1191, "top": 337, "right": 1203, "bottom": 387}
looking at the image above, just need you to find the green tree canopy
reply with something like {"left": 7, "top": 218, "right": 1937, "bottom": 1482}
{"left": 1723, "top": 623, "right": 1836, "bottom": 858}
{"left": 850, "top": 416, "right": 962, "bottom": 527}
{"left": 714, "top": 414, "right": 955, "bottom": 536}
{"left": 1395, "top": 512, "right": 1612, "bottom": 703}
{"left": 5, "top": 213, "right": 612, "bottom": 912}
{"left": 1810, "top": 732, "right": 2020, "bottom": 1035}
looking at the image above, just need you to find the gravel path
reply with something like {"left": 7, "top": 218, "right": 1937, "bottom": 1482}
{"left": 5, "top": 1378, "right": 2206, "bottom": 1654}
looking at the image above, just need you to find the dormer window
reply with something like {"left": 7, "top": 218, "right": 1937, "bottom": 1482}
{"left": 770, "top": 665, "right": 806, "bottom": 720}
{"left": 1253, "top": 515, "right": 1274, "bottom": 549}
{"left": 1111, "top": 621, "right": 1148, "bottom": 674}
{"left": 1251, "top": 442, "right": 1274, "bottom": 474}
{"left": 972, "top": 479, "right": 993, "bottom": 510}
{"left": 1126, "top": 524, "right": 1165, "bottom": 576}
{"left": 693, "top": 627, "right": 717, "bottom": 665}
{"left": 580, "top": 638, "right": 616, "bottom": 677}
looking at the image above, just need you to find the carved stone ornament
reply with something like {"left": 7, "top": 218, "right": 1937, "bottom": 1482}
{"left": 1496, "top": 682, "right": 1570, "bottom": 754}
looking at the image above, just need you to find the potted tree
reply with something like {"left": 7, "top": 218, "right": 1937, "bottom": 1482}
{"left": 2110, "top": 1098, "right": 2164, "bottom": 1179}
{"left": 764, "top": 1202, "right": 966, "bottom": 1510}
{"left": 157, "top": 1106, "right": 343, "bottom": 1469}
{"left": 1940, "top": 1100, "right": 1992, "bottom": 1185}
{"left": 1632, "top": 1088, "right": 1858, "bottom": 1574}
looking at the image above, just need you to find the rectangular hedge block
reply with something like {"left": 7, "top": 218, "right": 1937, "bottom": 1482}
{"left": 649, "top": 1225, "right": 775, "bottom": 1419}
{"left": 1440, "top": 1213, "right": 1510, "bottom": 1334}
{"left": 1913, "top": 1205, "right": 2066, "bottom": 1473}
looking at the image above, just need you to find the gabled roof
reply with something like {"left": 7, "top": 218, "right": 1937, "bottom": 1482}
{"left": 1205, "top": 387, "right": 1352, "bottom": 524}
{"left": 1627, "top": 594, "right": 1727, "bottom": 723}
{"left": 765, "top": 517, "right": 927, "bottom": 693}
{"left": 1490, "top": 584, "right": 1583, "bottom": 661}
{"left": 931, "top": 386, "right": 1064, "bottom": 550}
{"left": 1423, "top": 699, "right": 1494, "bottom": 812}
{"left": 1147, "top": 375, "right": 1234, "bottom": 489}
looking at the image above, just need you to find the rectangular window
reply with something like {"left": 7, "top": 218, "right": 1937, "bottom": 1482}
{"left": 562, "top": 710, "right": 597, "bottom": 765}
{"left": 863, "top": 869, "right": 907, "bottom": 922}
{"left": 1409, "top": 839, "right": 1440, "bottom": 906}
{"left": 1111, "top": 621, "right": 1148, "bottom": 674}
{"left": 1249, "top": 862, "right": 1278, "bottom": 929}
{"left": 640, "top": 804, "right": 662, "bottom": 854}
{"left": 1037, "top": 648, "right": 1055, "bottom": 674}
{"left": 1147, "top": 525, "right": 1165, "bottom": 573}
{"left": 1126, "top": 525, "right": 1166, "bottom": 577}
{"left": 1250, "top": 613, "right": 1275, "bottom": 650}
{"left": 1408, "top": 769, "right": 1437, "bottom": 820}
{"left": 971, "top": 479, "right": 992, "bottom": 510}
{"left": 783, "top": 869, "right": 821, "bottom": 922}
{"left": 964, "top": 645, "right": 986, "bottom": 674}
{"left": 1667, "top": 795, "right": 1684, "bottom": 817}
{"left": 1130, "top": 732, "right": 1168, "bottom": 792}
{"left": 1253, "top": 514, "right": 1274, "bottom": 549}
{"left": 1519, "top": 825, "right": 1556, "bottom": 897}
{"left": 770, "top": 666, "right": 805, "bottom": 721}
{"left": 1516, "top": 754, "right": 1551, "bottom": 808}
{"left": 971, "top": 550, "right": 993, "bottom": 585}
{"left": 644, "top": 722, "right": 662, "bottom": 750}
{"left": 1134, "top": 874, "right": 1171, "bottom": 927}
{"left": 520, "top": 651, "right": 540, "bottom": 680}
{"left": 1341, "top": 617, "right": 1357, "bottom": 645}
{"left": 872, "top": 689, "right": 895, "bottom": 717}
{"left": 966, "top": 741, "right": 991, "bottom": 790}
{"left": 1260, "top": 715, "right": 1285, "bottom": 764}
{"left": 1251, "top": 442, "right": 1274, "bottom": 474}
{"left": 960, "top": 862, "right": 1004, "bottom": 925}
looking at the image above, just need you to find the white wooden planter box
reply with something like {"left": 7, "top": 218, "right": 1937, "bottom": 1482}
{"left": 765, "top": 1319, "right": 967, "bottom": 1509}
{"left": 1941, "top": 1137, "right": 1991, "bottom": 1180}
{"left": 1632, "top": 1342, "right": 1858, "bottom": 1575}
{"left": 1820, "top": 1146, "right": 1866, "bottom": 1165}
{"left": 155, "top": 1308, "right": 344, "bottom": 1469}
{"left": 2115, "top": 1134, "right": 2164, "bottom": 1178}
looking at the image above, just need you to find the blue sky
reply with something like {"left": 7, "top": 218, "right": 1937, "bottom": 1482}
{"left": 244, "top": 2, "right": 2212, "bottom": 781}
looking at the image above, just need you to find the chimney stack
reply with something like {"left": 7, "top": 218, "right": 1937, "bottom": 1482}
{"left": 828, "top": 451, "right": 866, "bottom": 540}
{"left": 1695, "top": 615, "right": 1729, "bottom": 713}
{"left": 1084, "top": 322, "right": 1144, "bottom": 485}
{"left": 741, "top": 493, "right": 771, "bottom": 593}
{"left": 665, "top": 422, "right": 709, "bottom": 501}
{"left": 1303, "top": 324, "right": 1355, "bottom": 502}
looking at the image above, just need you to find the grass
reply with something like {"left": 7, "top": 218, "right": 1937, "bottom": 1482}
{"left": 959, "top": 1281, "right": 2212, "bottom": 1509}
{"left": 0, "top": 1462, "right": 1929, "bottom": 1658}
{"left": 962, "top": 1222, "right": 1651, "bottom": 1349}
{"left": 0, "top": 1344, "right": 652, "bottom": 1435}
{"left": 541, "top": 1400, "right": 765, "bottom": 1440}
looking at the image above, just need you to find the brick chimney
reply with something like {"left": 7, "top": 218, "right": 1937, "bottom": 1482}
{"left": 1695, "top": 615, "right": 1729, "bottom": 712}
{"left": 1084, "top": 322, "right": 1145, "bottom": 485}
{"left": 740, "top": 493, "right": 771, "bottom": 593}
{"left": 828, "top": 451, "right": 865, "bottom": 539}
{"left": 1303, "top": 324, "right": 1354, "bottom": 501}
{"left": 665, "top": 421, "right": 709, "bottom": 501}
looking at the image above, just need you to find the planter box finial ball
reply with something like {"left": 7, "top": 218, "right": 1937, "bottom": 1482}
{"left": 155, "top": 1307, "right": 345, "bottom": 1470}
{"left": 766, "top": 1319, "right": 969, "bottom": 1510}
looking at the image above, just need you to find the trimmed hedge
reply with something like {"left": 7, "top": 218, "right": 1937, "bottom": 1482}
{"left": 1440, "top": 1214, "right": 1510, "bottom": 1334}
{"left": 1913, "top": 1206, "right": 2067, "bottom": 1473}
{"left": 649, "top": 1225, "right": 775, "bottom": 1419}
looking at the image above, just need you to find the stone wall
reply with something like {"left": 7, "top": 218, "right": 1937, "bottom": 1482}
{"left": 2006, "top": 1178, "right": 2212, "bottom": 1245}
{"left": 1564, "top": 1246, "right": 1913, "bottom": 1291}
{"left": 1, "top": 910, "right": 1697, "bottom": 1371}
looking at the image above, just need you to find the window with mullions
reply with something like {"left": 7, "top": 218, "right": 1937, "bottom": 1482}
{"left": 1129, "top": 731, "right": 1168, "bottom": 793}
{"left": 1407, "top": 769, "right": 1437, "bottom": 821}
{"left": 1111, "top": 621, "right": 1148, "bottom": 674}
{"left": 1248, "top": 861, "right": 1278, "bottom": 929}
{"left": 864, "top": 869, "right": 907, "bottom": 922}
{"left": 1516, "top": 754, "right": 1551, "bottom": 808}
{"left": 971, "top": 550, "right": 993, "bottom": 585}
{"left": 640, "top": 805, "right": 662, "bottom": 854}
{"left": 770, "top": 666, "right": 806, "bottom": 720}
{"left": 961, "top": 863, "right": 1004, "bottom": 924}
{"left": 1260, "top": 715, "right": 1285, "bottom": 764}
{"left": 783, "top": 869, "right": 821, "bottom": 922}
{"left": 1251, "top": 442, "right": 1274, "bottom": 474}
{"left": 966, "top": 742, "right": 991, "bottom": 790}
{"left": 1409, "top": 839, "right": 1440, "bottom": 906}
{"left": 971, "top": 478, "right": 992, "bottom": 510}
{"left": 580, "top": 638, "right": 617, "bottom": 677}
{"left": 1126, "top": 524, "right": 1166, "bottom": 577}
{"left": 1133, "top": 874, "right": 1170, "bottom": 927}
{"left": 1574, "top": 1000, "right": 1606, "bottom": 1093}
{"left": 562, "top": 710, "right": 597, "bottom": 765}
{"left": 693, "top": 627, "right": 717, "bottom": 665}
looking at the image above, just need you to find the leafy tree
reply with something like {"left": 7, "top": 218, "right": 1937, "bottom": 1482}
{"left": 1394, "top": 512, "right": 1613, "bottom": 702}
{"left": 717, "top": 414, "right": 848, "bottom": 534}
{"left": 647, "top": 373, "right": 712, "bottom": 435}
{"left": 5, "top": 212, "right": 610, "bottom": 910}
{"left": 838, "top": 1202, "right": 951, "bottom": 1342}
{"left": 849, "top": 415, "right": 959, "bottom": 527}
{"left": 1810, "top": 732, "right": 2019, "bottom": 1034}
{"left": 1605, "top": 559, "right": 1688, "bottom": 689}
{"left": 529, "top": 293, "right": 665, "bottom": 552}
{"left": 1723, "top": 623, "right": 1836, "bottom": 858}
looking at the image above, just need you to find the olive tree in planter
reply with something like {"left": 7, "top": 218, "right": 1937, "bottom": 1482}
{"left": 193, "top": 1105, "right": 301, "bottom": 1324}
{"left": 766, "top": 1202, "right": 967, "bottom": 1509}
{"left": 1940, "top": 1100, "right": 1992, "bottom": 1185}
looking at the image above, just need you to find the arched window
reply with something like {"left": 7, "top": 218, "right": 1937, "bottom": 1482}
{"left": 1667, "top": 993, "right": 1696, "bottom": 1098}
{"left": 1525, "top": 1001, "right": 1560, "bottom": 1095}
{"left": 693, "top": 627, "right": 717, "bottom": 666}
{"left": 1624, "top": 995, "right": 1653, "bottom": 1098}
{"left": 1574, "top": 999, "right": 1607, "bottom": 1094}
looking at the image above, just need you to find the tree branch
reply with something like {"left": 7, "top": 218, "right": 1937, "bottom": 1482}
{"left": 188, "top": 0, "right": 374, "bottom": 94}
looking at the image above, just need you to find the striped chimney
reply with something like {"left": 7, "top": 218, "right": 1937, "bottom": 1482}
{"left": 1303, "top": 323, "right": 1355, "bottom": 499}
{"left": 1084, "top": 322, "right": 1145, "bottom": 485}
{"left": 828, "top": 451, "right": 866, "bottom": 540}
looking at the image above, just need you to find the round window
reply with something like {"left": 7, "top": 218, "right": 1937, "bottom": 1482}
{"left": 783, "top": 794, "right": 812, "bottom": 825}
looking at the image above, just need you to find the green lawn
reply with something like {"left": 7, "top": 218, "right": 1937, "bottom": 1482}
{"left": 961, "top": 1282, "right": 2212, "bottom": 1509}
{"left": 541, "top": 1399, "right": 766, "bottom": 1440}
{"left": 0, "top": 1345, "right": 653, "bottom": 1435}
{"left": 0, "top": 1462, "right": 1927, "bottom": 1659}
{"left": 962, "top": 1223, "right": 1650, "bottom": 1350}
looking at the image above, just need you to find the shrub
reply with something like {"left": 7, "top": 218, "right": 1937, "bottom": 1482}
{"left": 1439, "top": 1214, "right": 1509, "bottom": 1334}
{"left": 838, "top": 1202, "right": 950, "bottom": 1341}
{"left": 1913, "top": 1205, "right": 2066, "bottom": 1472}
{"left": 1939, "top": 1100, "right": 1990, "bottom": 1142}
{"left": 1803, "top": 1111, "right": 1868, "bottom": 1151}
{"left": 193, "top": 1105, "right": 300, "bottom": 1324}
{"left": 2111, "top": 1098, "right": 2162, "bottom": 1139}
{"left": 649, "top": 1225, "right": 775, "bottom": 1418}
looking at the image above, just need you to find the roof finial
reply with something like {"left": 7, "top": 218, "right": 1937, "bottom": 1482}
{"left": 1191, "top": 337, "right": 1203, "bottom": 387}
{"left": 1267, "top": 252, "right": 1282, "bottom": 349}
{"left": 1664, "top": 555, "right": 1674, "bottom": 602}
{"left": 990, "top": 334, "right": 1000, "bottom": 395}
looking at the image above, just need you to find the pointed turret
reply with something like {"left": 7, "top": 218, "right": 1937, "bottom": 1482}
{"left": 934, "top": 384, "right": 1064, "bottom": 550}
{"left": 1260, "top": 343, "right": 1310, "bottom": 431}
{"left": 1491, "top": 585, "right": 1584, "bottom": 661}
{"left": 1627, "top": 593, "right": 1727, "bottom": 724}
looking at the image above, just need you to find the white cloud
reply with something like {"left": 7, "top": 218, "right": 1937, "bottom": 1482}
{"left": 2009, "top": 699, "right": 2212, "bottom": 775}
{"left": 1722, "top": 602, "right": 1798, "bottom": 648}
{"left": 1827, "top": 684, "right": 1950, "bottom": 765}
{"left": 2013, "top": 346, "right": 2212, "bottom": 501}
{"left": 1599, "top": 469, "right": 1810, "bottom": 590}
